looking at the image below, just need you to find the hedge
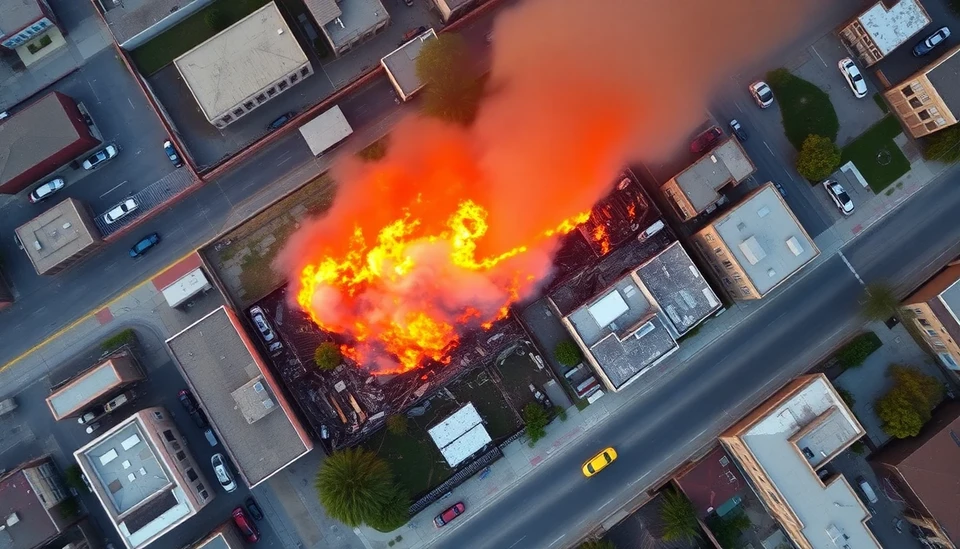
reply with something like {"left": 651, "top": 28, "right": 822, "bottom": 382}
{"left": 836, "top": 332, "right": 882, "bottom": 370}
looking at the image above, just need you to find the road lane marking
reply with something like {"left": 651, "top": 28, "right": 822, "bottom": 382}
{"left": 763, "top": 141, "right": 776, "bottom": 157}
{"left": 811, "top": 45, "right": 827, "bottom": 68}
{"left": 838, "top": 250, "right": 865, "bottom": 286}
{"left": 548, "top": 534, "right": 566, "bottom": 547}
{"left": 508, "top": 536, "right": 526, "bottom": 548}
{"left": 0, "top": 249, "right": 199, "bottom": 374}
{"left": 600, "top": 497, "right": 616, "bottom": 509}
{"left": 100, "top": 181, "right": 128, "bottom": 198}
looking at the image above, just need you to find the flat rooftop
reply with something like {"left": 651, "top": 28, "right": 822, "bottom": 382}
{"left": 102, "top": 0, "right": 207, "bottom": 46}
{"left": 0, "top": 0, "right": 43, "bottom": 34}
{"left": 675, "top": 447, "right": 745, "bottom": 519}
{"left": 47, "top": 356, "right": 134, "bottom": 419}
{"left": 175, "top": 3, "right": 309, "bottom": 121}
{"left": 925, "top": 46, "right": 960, "bottom": 112}
{"left": 194, "top": 533, "right": 231, "bottom": 549}
{"left": 711, "top": 183, "right": 818, "bottom": 296}
{"left": 737, "top": 376, "right": 876, "bottom": 548}
{"left": 669, "top": 138, "right": 754, "bottom": 212}
{"left": 938, "top": 277, "right": 960, "bottom": 320}
{"left": 166, "top": 307, "right": 312, "bottom": 487}
{"left": 563, "top": 274, "right": 677, "bottom": 389}
{"left": 16, "top": 198, "right": 99, "bottom": 275}
{"left": 857, "top": 0, "right": 930, "bottom": 55}
{"left": 428, "top": 403, "right": 491, "bottom": 467}
{"left": 635, "top": 241, "right": 720, "bottom": 334}
{"left": 322, "top": 0, "right": 389, "bottom": 48}
{"left": 381, "top": 28, "right": 436, "bottom": 98}
{"left": 0, "top": 467, "right": 60, "bottom": 549}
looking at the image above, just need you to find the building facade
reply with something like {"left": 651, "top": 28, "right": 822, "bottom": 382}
{"left": 382, "top": 29, "right": 437, "bottom": 101}
{"left": 691, "top": 183, "right": 818, "bottom": 300}
{"left": 74, "top": 407, "right": 213, "bottom": 549}
{"left": 884, "top": 44, "right": 960, "bottom": 138}
{"left": 46, "top": 351, "right": 145, "bottom": 421}
{"left": 0, "top": 0, "right": 65, "bottom": 66}
{"left": 174, "top": 2, "right": 313, "bottom": 129}
{"left": 900, "top": 261, "right": 960, "bottom": 374}
{"left": 432, "top": 0, "right": 480, "bottom": 22}
{"left": 838, "top": 0, "right": 930, "bottom": 66}
{"left": 720, "top": 375, "right": 880, "bottom": 549}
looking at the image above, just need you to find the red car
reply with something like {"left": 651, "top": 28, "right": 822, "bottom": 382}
{"left": 690, "top": 126, "right": 723, "bottom": 154}
{"left": 434, "top": 502, "right": 465, "bottom": 528}
{"left": 232, "top": 506, "right": 260, "bottom": 542}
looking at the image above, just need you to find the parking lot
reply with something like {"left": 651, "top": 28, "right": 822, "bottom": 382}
{"left": 875, "top": 0, "right": 960, "bottom": 86}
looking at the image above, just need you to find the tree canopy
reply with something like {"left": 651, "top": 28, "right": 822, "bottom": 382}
{"left": 795, "top": 134, "right": 841, "bottom": 181}
{"left": 555, "top": 340, "right": 583, "bottom": 367}
{"left": 861, "top": 283, "right": 900, "bottom": 322}
{"left": 659, "top": 489, "right": 701, "bottom": 543}
{"left": 415, "top": 33, "right": 484, "bottom": 125}
{"left": 922, "top": 125, "right": 960, "bottom": 163}
{"left": 523, "top": 402, "right": 549, "bottom": 445}
{"left": 314, "top": 342, "right": 342, "bottom": 371}
{"left": 875, "top": 365, "right": 944, "bottom": 438}
{"left": 315, "top": 447, "right": 408, "bottom": 529}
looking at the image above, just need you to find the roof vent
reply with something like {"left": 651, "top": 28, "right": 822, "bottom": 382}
{"left": 32, "top": 240, "right": 42, "bottom": 251}
{"left": 757, "top": 207, "right": 770, "bottom": 218}
{"left": 633, "top": 322, "right": 656, "bottom": 339}
{"left": 786, "top": 236, "right": 803, "bottom": 256}
{"left": 710, "top": 155, "right": 718, "bottom": 163}
{"left": 736, "top": 222, "right": 747, "bottom": 231}
{"left": 277, "top": 28, "right": 284, "bottom": 35}
{"left": 767, "top": 268, "right": 777, "bottom": 278}
{"left": 5, "top": 513, "right": 19, "bottom": 527}
{"left": 254, "top": 382, "right": 265, "bottom": 393}
{"left": 62, "top": 222, "right": 72, "bottom": 230}
{"left": 262, "top": 397, "right": 275, "bottom": 409}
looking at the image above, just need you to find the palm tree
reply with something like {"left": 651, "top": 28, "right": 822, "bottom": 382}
{"left": 315, "top": 448, "right": 397, "bottom": 527}
{"left": 659, "top": 488, "right": 701, "bottom": 543}
{"left": 862, "top": 283, "right": 900, "bottom": 322}
{"left": 365, "top": 484, "right": 410, "bottom": 532}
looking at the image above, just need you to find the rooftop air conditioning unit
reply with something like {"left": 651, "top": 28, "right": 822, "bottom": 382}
{"left": 6, "top": 513, "right": 19, "bottom": 527}
{"left": 32, "top": 241, "right": 41, "bottom": 251}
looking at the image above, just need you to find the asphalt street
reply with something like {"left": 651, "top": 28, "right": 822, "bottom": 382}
{"left": 430, "top": 164, "right": 960, "bottom": 548}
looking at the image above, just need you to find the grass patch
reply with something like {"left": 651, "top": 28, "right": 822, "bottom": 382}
{"left": 130, "top": 0, "right": 271, "bottom": 76}
{"left": 766, "top": 68, "right": 839, "bottom": 149}
{"left": 835, "top": 331, "right": 882, "bottom": 370}
{"left": 101, "top": 328, "right": 137, "bottom": 352}
{"left": 840, "top": 116, "right": 909, "bottom": 193}
{"left": 450, "top": 368, "right": 521, "bottom": 440}
{"left": 873, "top": 93, "right": 890, "bottom": 114}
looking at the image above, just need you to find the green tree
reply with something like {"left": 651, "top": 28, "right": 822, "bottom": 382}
{"left": 577, "top": 540, "right": 616, "bottom": 549}
{"left": 315, "top": 448, "right": 399, "bottom": 527}
{"left": 314, "top": 342, "right": 342, "bottom": 371}
{"left": 875, "top": 365, "right": 944, "bottom": 438}
{"left": 204, "top": 8, "right": 230, "bottom": 32}
{"left": 63, "top": 465, "right": 88, "bottom": 494}
{"left": 386, "top": 414, "right": 408, "bottom": 436}
{"left": 554, "top": 340, "right": 583, "bottom": 367}
{"left": 861, "top": 283, "right": 900, "bottom": 322}
{"left": 923, "top": 125, "right": 960, "bottom": 163}
{"left": 415, "top": 33, "right": 484, "bottom": 125}
{"left": 836, "top": 387, "right": 856, "bottom": 409}
{"left": 707, "top": 510, "right": 751, "bottom": 549}
{"left": 523, "top": 402, "right": 549, "bottom": 444}
{"left": 796, "top": 134, "right": 841, "bottom": 181}
{"left": 660, "top": 488, "right": 701, "bottom": 543}
{"left": 365, "top": 484, "right": 410, "bottom": 532}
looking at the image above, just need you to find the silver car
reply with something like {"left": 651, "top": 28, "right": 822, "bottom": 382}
{"left": 211, "top": 453, "right": 237, "bottom": 492}
{"left": 82, "top": 144, "right": 118, "bottom": 170}
{"left": 28, "top": 178, "right": 65, "bottom": 203}
{"left": 823, "top": 179, "right": 854, "bottom": 215}
{"left": 104, "top": 198, "right": 138, "bottom": 224}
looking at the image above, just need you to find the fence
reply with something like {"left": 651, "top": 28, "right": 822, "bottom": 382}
{"left": 407, "top": 446, "right": 502, "bottom": 516}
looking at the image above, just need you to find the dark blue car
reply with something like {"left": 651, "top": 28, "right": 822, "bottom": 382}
{"left": 129, "top": 233, "right": 160, "bottom": 258}
{"left": 267, "top": 111, "right": 296, "bottom": 130}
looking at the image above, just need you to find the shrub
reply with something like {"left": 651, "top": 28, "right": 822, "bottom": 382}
{"left": 523, "top": 403, "right": 549, "bottom": 444}
{"left": 796, "top": 134, "right": 841, "bottom": 181}
{"left": 58, "top": 497, "right": 80, "bottom": 520}
{"left": 555, "top": 406, "right": 568, "bottom": 422}
{"left": 357, "top": 139, "right": 388, "bottom": 162}
{"left": 386, "top": 415, "right": 408, "bottom": 436}
{"left": 63, "top": 465, "right": 88, "bottom": 494}
{"left": 923, "top": 126, "right": 960, "bottom": 163}
{"left": 101, "top": 329, "right": 137, "bottom": 352}
{"left": 875, "top": 365, "right": 944, "bottom": 438}
{"left": 314, "top": 342, "right": 342, "bottom": 371}
{"left": 836, "top": 387, "right": 856, "bottom": 409}
{"left": 554, "top": 340, "right": 583, "bottom": 367}
{"left": 835, "top": 332, "right": 882, "bottom": 370}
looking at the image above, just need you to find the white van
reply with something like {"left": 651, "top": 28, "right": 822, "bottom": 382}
{"left": 856, "top": 476, "right": 879, "bottom": 504}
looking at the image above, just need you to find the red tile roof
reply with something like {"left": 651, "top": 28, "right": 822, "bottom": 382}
{"left": 675, "top": 446, "right": 744, "bottom": 518}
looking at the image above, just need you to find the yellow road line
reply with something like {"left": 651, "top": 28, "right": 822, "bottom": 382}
{"left": 1, "top": 249, "right": 199, "bottom": 373}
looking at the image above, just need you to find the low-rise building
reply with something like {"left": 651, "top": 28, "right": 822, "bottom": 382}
{"left": 74, "top": 407, "right": 212, "bottom": 549}
{"left": 692, "top": 182, "right": 818, "bottom": 300}
{"left": 720, "top": 374, "right": 880, "bottom": 549}
{"left": 305, "top": 0, "right": 389, "bottom": 58}
{"left": 871, "top": 401, "right": 960, "bottom": 548}
{"left": 0, "top": 92, "right": 100, "bottom": 195}
{"left": 661, "top": 137, "right": 755, "bottom": 221}
{"left": 839, "top": 0, "right": 930, "bottom": 67}
{"left": 553, "top": 241, "right": 719, "bottom": 392}
{"left": 0, "top": 455, "right": 75, "bottom": 549}
{"left": 0, "top": 0, "right": 65, "bottom": 66}
{"left": 900, "top": 261, "right": 960, "bottom": 374}
{"left": 98, "top": 0, "right": 212, "bottom": 51}
{"left": 175, "top": 2, "right": 313, "bottom": 129}
{"left": 381, "top": 28, "right": 437, "bottom": 101}
{"left": 186, "top": 521, "right": 246, "bottom": 549}
{"left": 16, "top": 198, "right": 101, "bottom": 276}
{"left": 166, "top": 307, "right": 313, "bottom": 488}
{"left": 884, "top": 44, "right": 960, "bottom": 138}
{"left": 431, "top": 0, "right": 479, "bottom": 23}
{"left": 46, "top": 351, "right": 144, "bottom": 421}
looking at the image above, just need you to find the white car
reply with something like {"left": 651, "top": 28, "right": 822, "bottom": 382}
{"left": 749, "top": 81, "right": 774, "bottom": 109}
{"left": 838, "top": 58, "right": 867, "bottom": 99}
{"left": 211, "top": 453, "right": 237, "bottom": 493}
{"left": 823, "top": 179, "right": 854, "bottom": 215}
{"left": 82, "top": 144, "right": 118, "bottom": 170}
{"left": 28, "top": 178, "right": 65, "bottom": 203}
{"left": 104, "top": 198, "right": 138, "bottom": 224}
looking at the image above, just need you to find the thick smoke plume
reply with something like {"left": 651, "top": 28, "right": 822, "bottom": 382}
{"left": 277, "top": 0, "right": 832, "bottom": 372}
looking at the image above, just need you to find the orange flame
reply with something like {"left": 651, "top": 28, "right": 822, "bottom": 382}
{"left": 297, "top": 200, "right": 588, "bottom": 374}
{"left": 591, "top": 224, "right": 611, "bottom": 255}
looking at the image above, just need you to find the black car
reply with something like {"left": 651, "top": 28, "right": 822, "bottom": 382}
{"left": 268, "top": 111, "right": 296, "bottom": 130}
{"left": 163, "top": 140, "right": 184, "bottom": 168}
{"left": 729, "top": 119, "right": 748, "bottom": 142}
{"left": 246, "top": 497, "right": 264, "bottom": 521}
{"left": 913, "top": 26, "right": 950, "bottom": 57}
{"left": 178, "top": 389, "right": 209, "bottom": 428}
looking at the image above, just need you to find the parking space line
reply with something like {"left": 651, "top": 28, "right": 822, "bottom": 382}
{"left": 811, "top": 45, "right": 827, "bottom": 68}
{"left": 100, "top": 181, "right": 128, "bottom": 198}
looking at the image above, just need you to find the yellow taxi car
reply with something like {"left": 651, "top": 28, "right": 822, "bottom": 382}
{"left": 582, "top": 447, "right": 618, "bottom": 477}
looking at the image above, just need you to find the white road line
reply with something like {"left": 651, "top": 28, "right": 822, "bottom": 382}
{"left": 99, "top": 181, "right": 128, "bottom": 198}
{"left": 600, "top": 497, "right": 616, "bottom": 509}
{"left": 548, "top": 534, "right": 566, "bottom": 547}
{"left": 277, "top": 156, "right": 294, "bottom": 167}
{"left": 735, "top": 101, "right": 744, "bottom": 114}
{"left": 763, "top": 141, "right": 776, "bottom": 156}
{"left": 508, "top": 536, "right": 527, "bottom": 548}
{"left": 838, "top": 251, "right": 865, "bottom": 286}
{"left": 127, "top": 97, "right": 136, "bottom": 110}
{"left": 811, "top": 45, "right": 827, "bottom": 68}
